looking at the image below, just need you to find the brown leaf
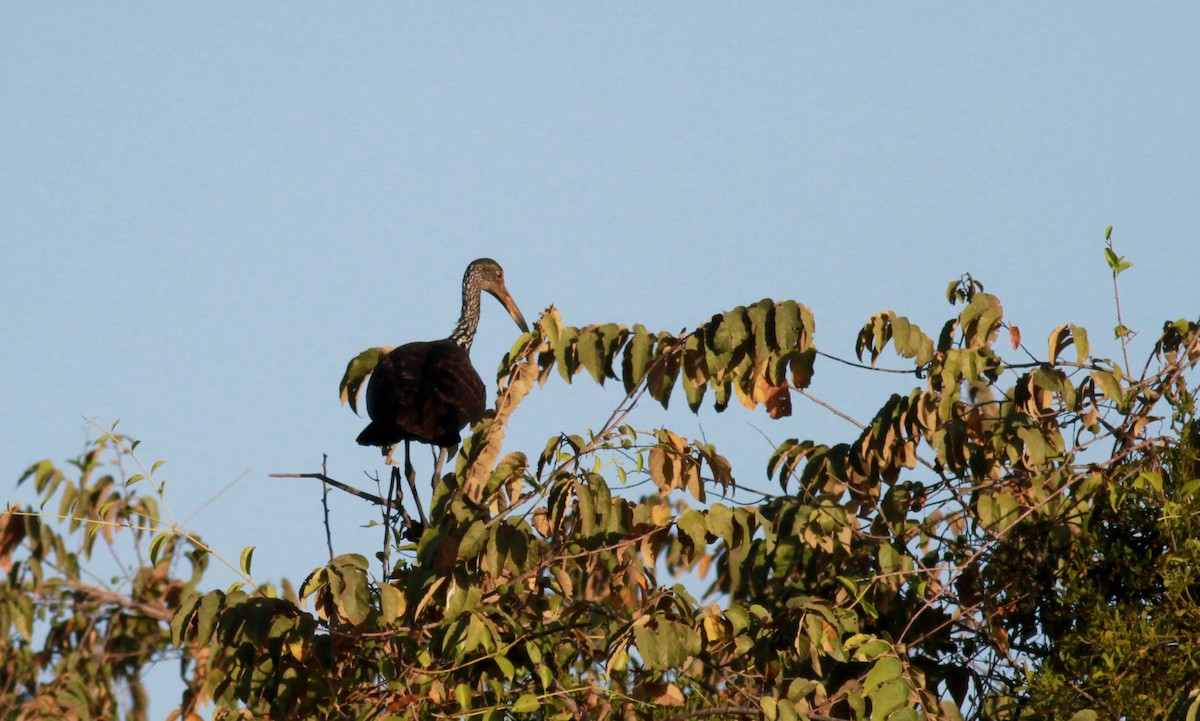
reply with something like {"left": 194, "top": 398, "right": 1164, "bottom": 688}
{"left": 1008, "top": 324, "right": 1021, "bottom": 350}
{"left": 762, "top": 381, "right": 793, "bottom": 419}
{"left": 0, "top": 509, "right": 25, "bottom": 574}
{"left": 648, "top": 447, "right": 676, "bottom": 494}
{"left": 631, "top": 682, "right": 685, "bottom": 706}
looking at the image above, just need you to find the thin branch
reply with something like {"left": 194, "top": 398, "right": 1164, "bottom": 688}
{"left": 662, "top": 708, "right": 762, "bottom": 721}
{"left": 1111, "top": 261, "right": 1133, "bottom": 373}
{"left": 382, "top": 467, "right": 396, "bottom": 577}
{"left": 39, "top": 578, "right": 173, "bottom": 622}
{"left": 816, "top": 349, "right": 917, "bottom": 374}
{"left": 321, "top": 454, "right": 334, "bottom": 561}
{"left": 796, "top": 388, "right": 866, "bottom": 429}
{"left": 182, "top": 468, "right": 252, "bottom": 526}
{"left": 269, "top": 472, "right": 390, "bottom": 508}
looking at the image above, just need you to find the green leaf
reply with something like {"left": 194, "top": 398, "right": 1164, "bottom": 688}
{"left": 748, "top": 298, "right": 776, "bottom": 358}
{"left": 777, "top": 699, "right": 800, "bottom": 721}
{"left": 300, "top": 568, "right": 327, "bottom": 598}
{"left": 170, "top": 592, "right": 202, "bottom": 645}
{"left": 339, "top": 347, "right": 391, "bottom": 415}
{"left": 14, "top": 594, "right": 33, "bottom": 642}
{"left": 577, "top": 483, "right": 596, "bottom": 537}
{"left": 333, "top": 552, "right": 369, "bottom": 569}
{"left": 329, "top": 556, "right": 371, "bottom": 626}
{"left": 1103, "top": 247, "right": 1132, "bottom": 274}
{"left": 761, "top": 697, "right": 778, "bottom": 721}
{"left": 597, "top": 323, "right": 627, "bottom": 378}
{"left": 633, "top": 619, "right": 701, "bottom": 670}
{"left": 775, "top": 300, "right": 801, "bottom": 350}
{"left": 463, "top": 613, "right": 487, "bottom": 654}
{"left": 239, "top": 545, "right": 255, "bottom": 576}
{"left": 678, "top": 508, "right": 708, "bottom": 551}
{"left": 857, "top": 312, "right": 891, "bottom": 365}
{"left": 1091, "top": 368, "right": 1126, "bottom": 408}
{"left": 577, "top": 326, "right": 605, "bottom": 384}
{"left": 458, "top": 520, "right": 488, "bottom": 559}
{"left": 865, "top": 656, "right": 903, "bottom": 692}
{"left": 495, "top": 654, "right": 515, "bottom": 680}
{"left": 196, "top": 591, "right": 223, "bottom": 645}
{"left": 878, "top": 543, "right": 902, "bottom": 574}
{"left": 555, "top": 327, "right": 579, "bottom": 382}
{"left": 646, "top": 335, "right": 680, "bottom": 409}
{"left": 1068, "top": 712, "right": 1098, "bottom": 721}
{"left": 681, "top": 333, "right": 708, "bottom": 411}
{"left": 706, "top": 503, "right": 734, "bottom": 541}
{"left": 378, "top": 582, "right": 405, "bottom": 625}
{"left": 1135, "top": 470, "right": 1163, "bottom": 494}
{"left": 1069, "top": 324, "right": 1090, "bottom": 363}
{"left": 891, "top": 316, "right": 933, "bottom": 365}
{"left": 455, "top": 682, "right": 472, "bottom": 711}
{"left": 622, "top": 325, "right": 655, "bottom": 393}
{"left": 512, "top": 694, "right": 540, "bottom": 713}
{"left": 871, "top": 679, "right": 908, "bottom": 720}
{"left": 149, "top": 531, "right": 171, "bottom": 565}
{"left": 724, "top": 605, "right": 751, "bottom": 635}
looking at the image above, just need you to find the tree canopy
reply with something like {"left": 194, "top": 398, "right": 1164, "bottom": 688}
{"left": 4, "top": 238, "right": 1200, "bottom": 720}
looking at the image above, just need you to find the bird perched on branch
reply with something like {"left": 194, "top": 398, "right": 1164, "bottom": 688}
{"left": 356, "top": 258, "right": 529, "bottom": 480}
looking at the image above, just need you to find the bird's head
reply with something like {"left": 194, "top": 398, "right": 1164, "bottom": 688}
{"left": 466, "top": 258, "right": 529, "bottom": 334}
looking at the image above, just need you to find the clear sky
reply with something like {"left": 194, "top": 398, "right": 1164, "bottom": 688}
{"left": 2, "top": 4, "right": 1198, "bottom": 711}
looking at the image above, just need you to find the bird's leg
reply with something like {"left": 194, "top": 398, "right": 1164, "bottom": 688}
{"left": 382, "top": 466, "right": 398, "bottom": 577}
{"left": 404, "top": 440, "right": 427, "bottom": 528}
{"left": 431, "top": 445, "right": 452, "bottom": 489}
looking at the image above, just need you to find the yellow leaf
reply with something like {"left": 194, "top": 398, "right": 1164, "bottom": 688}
{"left": 287, "top": 637, "right": 308, "bottom": 662}
{"left": 702, "top": 612, "right": 728, "bottom": 642}
{"left": 379, "top": 582, "right": 406, "bottom": 625}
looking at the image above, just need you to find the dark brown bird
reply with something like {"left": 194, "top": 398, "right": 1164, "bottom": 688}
{"left": 356, "top": 258, "right": 529, "bottom": 463}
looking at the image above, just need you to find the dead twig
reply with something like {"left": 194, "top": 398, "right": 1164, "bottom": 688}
{"left": 269, "top": 472, "right": 390, "bottom": 509}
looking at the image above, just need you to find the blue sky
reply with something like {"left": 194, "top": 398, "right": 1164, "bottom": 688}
{"left": 2, "top": 3, "right": 1198, "bottom": 709}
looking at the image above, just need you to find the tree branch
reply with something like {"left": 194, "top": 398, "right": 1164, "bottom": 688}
{"left": 269, "top": 472, "right": 391, "bottom": 509}
{"left": 40, "top": 578, "right": 173, "bottom": 622}
{"left": 662, "top": 707, "right": 760, "bottom": 721}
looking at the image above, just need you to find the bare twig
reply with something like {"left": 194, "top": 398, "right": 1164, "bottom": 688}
{"left": 269, "top": 472, "right": 390, "bottom": 508}
{"left": 382, "top": 466, "right": 396, "bottom": 576}
{"left": 321, "top": 454, "right": 334, "bottom": 562}
{"left": 182, "top": 468, "right": 252, "bottom": 526}
{"left": 816, "top": 349, "right": 917, "bottom": 374}
{"left": 796, "top": 387, "right": 866, "bottom": 429}
{"left": 36, "top": 578, "right": 173, "bottom": 622}
{"left": 662, "top": 708, "right": 762, "bottom": 721}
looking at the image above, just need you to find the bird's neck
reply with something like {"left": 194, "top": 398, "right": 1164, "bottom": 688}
{"left": 449, "top": 283, "right": 481, "bottom": 352}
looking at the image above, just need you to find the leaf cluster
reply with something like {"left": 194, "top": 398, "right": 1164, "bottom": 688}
{"left": 7, "top": 266, "right": 1200, "bottom": 721}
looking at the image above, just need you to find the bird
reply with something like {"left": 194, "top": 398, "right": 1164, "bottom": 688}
{"left": 356, "top": 258, "right": 529, "bottom": 492}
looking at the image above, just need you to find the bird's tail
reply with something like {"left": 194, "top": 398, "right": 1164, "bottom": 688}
{"left": 356, "top": 422, "right": 399, "bottom": 447}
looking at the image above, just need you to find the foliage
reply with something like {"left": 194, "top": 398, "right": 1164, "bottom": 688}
{"left": 5, "top": 242, "right": 1200, "bottom": 720}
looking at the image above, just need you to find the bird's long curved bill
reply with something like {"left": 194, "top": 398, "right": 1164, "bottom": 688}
{"left": 491, "top": 287, "right": 529, "bottom": 334}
